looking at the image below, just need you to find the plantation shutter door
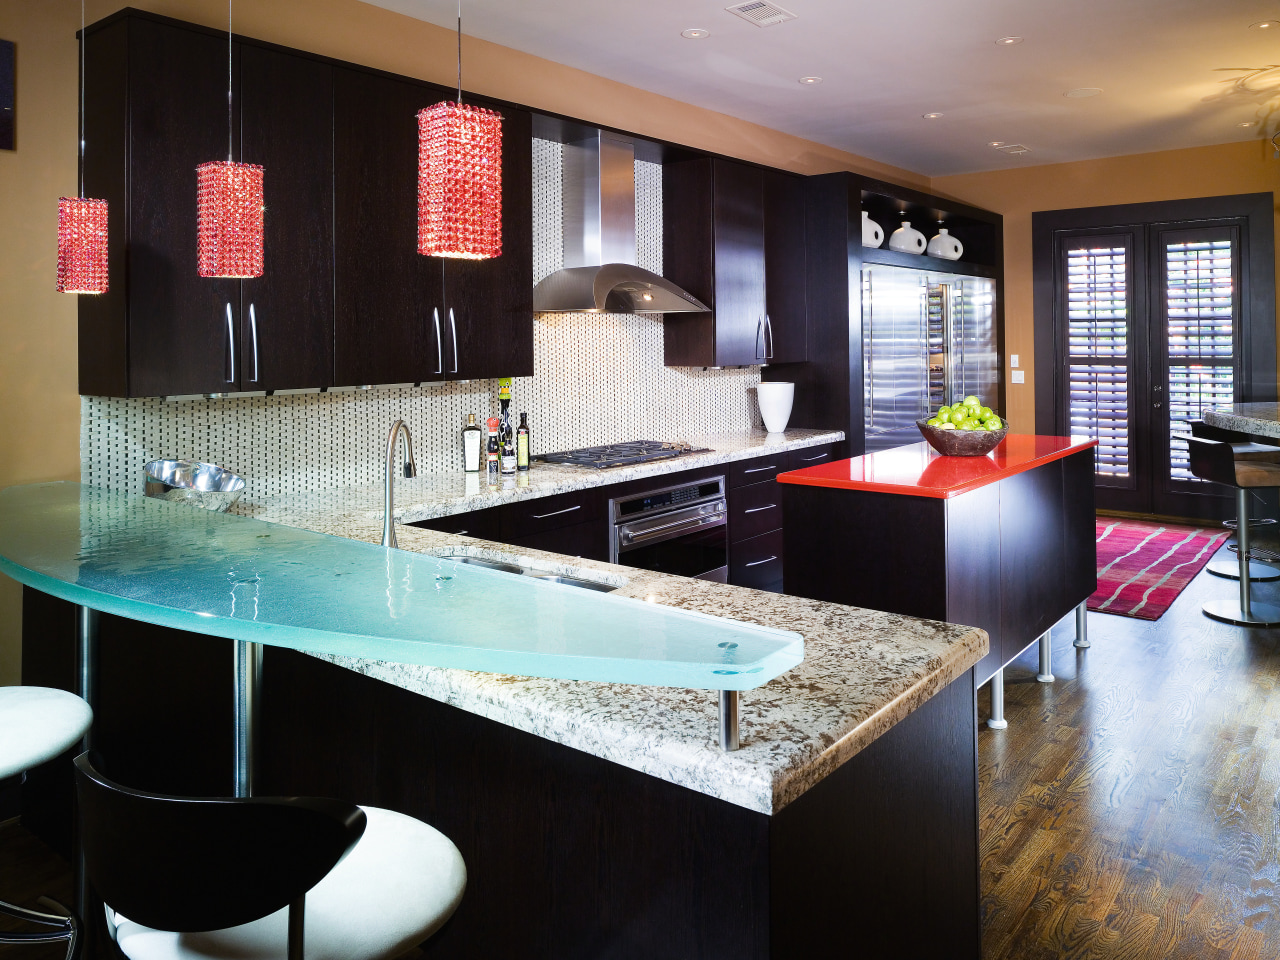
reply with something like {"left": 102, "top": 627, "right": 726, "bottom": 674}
{"left": 1061, "top": 236, "right": 1135, "bottom": 487}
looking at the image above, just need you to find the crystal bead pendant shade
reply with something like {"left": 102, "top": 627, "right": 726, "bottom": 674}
{"left": 196, "top": 160, "right": 264, "bottom": 278}
{"left": 417, "top": 101, "right": 503, "bottom": 259}
{"left": 57, "top": 197, "right": 110, "bottom": 294}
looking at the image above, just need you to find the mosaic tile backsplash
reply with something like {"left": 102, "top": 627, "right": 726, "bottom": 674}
{"left": 82, "top": 141, "right": 764, "bottom": 499}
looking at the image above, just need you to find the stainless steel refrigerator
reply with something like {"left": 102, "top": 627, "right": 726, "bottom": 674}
{"left": 861, "top": 264, "right": 999, "bottom": 452}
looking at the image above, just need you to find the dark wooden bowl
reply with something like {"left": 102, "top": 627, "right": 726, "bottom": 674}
{"left": 916, "top": 419, "right": 1009, "bottom": 457}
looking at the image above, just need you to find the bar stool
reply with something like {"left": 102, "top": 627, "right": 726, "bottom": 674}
{"left": 0, "top": 686, "right": 94, "bottom": 959}
{"left": 1187, "top": 435, "right": 1280, "bottom": 626}
{"left": 1189, "top": 420, "right": 1280, "bottom": 582}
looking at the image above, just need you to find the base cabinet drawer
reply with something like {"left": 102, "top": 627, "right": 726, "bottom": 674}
{"left": 410, "top": 506, "right": 502, "bottom": 540}
{"left": 730, "top": 528, "right": 784, "bottom": 593}
{"left": 501, "top": 489, "right": 605, "bottom": 540}
{"left": 729, "top": 479, "right": 782, "bottom": 542}
{"left": 730, "top": 456, "right": 787, "bottom": 488}
{"left": 789, "top": 444, "right": 835, "bottom": 471}
{"left": 509, "top": 520, "right": 608, "bottom": 562}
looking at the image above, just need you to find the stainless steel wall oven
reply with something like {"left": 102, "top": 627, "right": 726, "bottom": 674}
{"left": 609, "top": 476, "right": 728, "bottom": 581}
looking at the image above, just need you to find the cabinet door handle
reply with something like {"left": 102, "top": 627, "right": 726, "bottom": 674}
{"left": 248, "top": 303, "right": 259, "bottom": 383}
{"left": 744, "top": 504, "right": 777, "bottom": 514}
{"left": 225, "top": 303, "right": 236, "bottom": 383}
{"left": 432, "top": 308, "right": 443, "bottom": 375}
{"left": 764, "top": 314, "right": 774, "bottom": 360}
{"left": 755, "top": 316, "right": 764, "bottom": 361}
{"left": 743, "top": 465, "right": 777, "bottom": 474}
{"left": 530, "top": 504, "right": 581, "bottom": 520}
{"left": 449, "top": 308, "right": 459, "bottom": 374}
{"left": 800, "top": 452, "right": 828, "bottom": 462}
{"left": 745, "top": 555, "right": 778, "bottom": 568}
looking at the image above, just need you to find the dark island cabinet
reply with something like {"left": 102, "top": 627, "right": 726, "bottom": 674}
{"left": 79, "top": 15, "right": 334, "bottom": 397}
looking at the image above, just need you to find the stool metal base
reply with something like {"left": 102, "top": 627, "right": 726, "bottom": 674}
{"left": 1203, "top": 599, "right": 1280, "bottom": 627}
{"left": 1223, "top": 517, "right": 1276, "bottom": 529}
{"left": 1208, "top": 559, "right": 1280, "bottom": 581}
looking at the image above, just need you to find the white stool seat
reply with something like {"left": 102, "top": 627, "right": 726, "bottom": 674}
{"left": 109, "top": 806, "right": 466, "bottom": 960}
{"left": 0, "top": 686, "right": 93, "bottom": 780}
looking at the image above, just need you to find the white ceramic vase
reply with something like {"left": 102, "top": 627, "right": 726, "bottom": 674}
{"left": 927, "top": 228, "right": 964, "bottom": 260}
{"left": 861, "top": 211, "right": 884, "bottom": 248}
{"left": 888, "top": 221, "right": 927, "bottom": 255}
{"left": 757, "top": 382, "right": 795, "bottom": 434}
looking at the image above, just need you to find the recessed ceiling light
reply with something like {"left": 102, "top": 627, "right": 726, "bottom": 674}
{"left": 922, "top": 112, "right": 944, "bottom": 119}
{"left": 681, "top": 27, "right": 710, "bottom": 39}
{"left": 988, "top": 141, "right": 1006, "bottom": 147}
{"left": 798, "top": 76, "right": 823, "bottom": 85}
{"left": 1249, "top": 20, "right": 1280, "bottom": 29}
{"left": 1064, "top": 87, "right": 1103, "bottom": 98}
{"left": 996, "top": 36, "right": 1023, "bottom": 45}
{"left": 1239, "top": 121, "right": 1257, "bottom": 127}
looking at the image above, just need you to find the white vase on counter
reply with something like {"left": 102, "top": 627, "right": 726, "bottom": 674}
{"left": 927, "top": 228, "right": 964, "bottom": 260}
{"left": 861, "top": 211, "right": 884, "bottom": 248}
{"left": 756, "top": 382, "right": 795, "bottom": 434}
{"left": 888, "top": 221, "right": 927, "bottom": 255}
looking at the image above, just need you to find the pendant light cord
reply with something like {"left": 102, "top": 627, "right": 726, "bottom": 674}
{"left": 456, "top": 0, "right": 462, "bottom": 105}
{"left": 227, "top": 0, "right": 233, "bottom": 161}
{"left": 79, "top": 0, "right": 85, "bottom": 198}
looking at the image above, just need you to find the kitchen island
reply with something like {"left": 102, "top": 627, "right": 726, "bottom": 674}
{"left": 780, "top": 434, "right": 1098, "bottom": 727}
{"left": 12, "top": 434, "right": 989, "bottom": 959}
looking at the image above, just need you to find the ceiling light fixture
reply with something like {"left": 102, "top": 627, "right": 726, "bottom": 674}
{"left": 1239, "top": 121, "right": 1257, "bottom": 127}
{"left": 922, "top": 112, "right": 944, "bottom": 119}
{"left": 1064, "top": 87, "right": 1103, "bottom": 98}
{"left": 988, "top": 141, "right": 1006, "bottom": 147}
{"left": 1249, "top": 20, "right": 1280, "bottom": 29}
{"left": 418, "top": 0, "right": 503, "bottom": 260}
{"left": 681, "top": 28, "right": 710, "bottom": 39}
{"left": 798, "top": 76, "right": 822, "bottom": 85}
{"left": 57, "top": 0, "right": 109, "bottom": 294}
{"left": 995, "top": 36, "right": 1023, "bottom": 45}
{"left": 197, "top": 0, "right": 264, "bottom": 279}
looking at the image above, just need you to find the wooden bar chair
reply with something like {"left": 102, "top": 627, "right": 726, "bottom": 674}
{"left": 74, "top": 753, "right": 466, "bottom": 960}
{"left": 0, "top": 686, "right": 94, "bottom": 959}
{"left": 1187, "top": 434, "right": 1280, "bottom": 626}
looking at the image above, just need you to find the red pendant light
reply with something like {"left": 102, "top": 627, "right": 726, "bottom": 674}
{"left": 417, "top": 0, "right": 502, "bottom": 260}
{"left": 197, "top": 0, "right": 264, "bottom": 279}
{"left": 57, "top": 0, "right": 109, "bottom": 295}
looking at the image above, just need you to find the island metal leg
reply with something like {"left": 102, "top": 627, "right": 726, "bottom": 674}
{"left": 1036, "top": 631, "right": 1055, "bottom": 683}
{"left": 234, "top": 640, "right": 263, "bottom": 798}
{"left": 719, "top": 691, "right": 739, "bottom": 751}
{"left": 1074, "top": 601, "right": 1090, "bottom": 648}
{"left": 74, "top": 607, "right": 99, "bottom": 935}
{"left": 986, "top": 670, "right": 1008, "bottom": 730}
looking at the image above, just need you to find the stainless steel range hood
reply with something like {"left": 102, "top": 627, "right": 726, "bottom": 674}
{"left": 532, "top": 132, "right": 708, "bottom": 314}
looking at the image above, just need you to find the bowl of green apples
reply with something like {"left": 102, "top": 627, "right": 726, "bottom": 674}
{"left": 917, "top": 397, "right": 1008, "bottom": 456}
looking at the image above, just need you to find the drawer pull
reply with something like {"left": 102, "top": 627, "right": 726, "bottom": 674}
{"left": 745, "top": 555, "right": 779, "bottom": 568}
{"left": 531, "top": 504, "right": 582, "bottom": 520}
{"left": 744, "top": 504, "right": 777, "bottom": 514}
{"left": 800, "top": 453, "right": 828, "bottom": 462}
{"left": 743, "top": 465, "right": 777, "bottom": 474}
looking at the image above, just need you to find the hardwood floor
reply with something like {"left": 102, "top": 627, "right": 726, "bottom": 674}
{"left": 979, "top": 539, "right": 1280, "bottom": 959}
{"left": 6, "top": 539, "right": 1280, "bottom": 959}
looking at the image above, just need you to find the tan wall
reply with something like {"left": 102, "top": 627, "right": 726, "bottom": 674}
{"left": 933, "top": 140, "right": 1280, "bottom": 433}
{"left": 0, "top": 0, "right": 925, "bottom": 684}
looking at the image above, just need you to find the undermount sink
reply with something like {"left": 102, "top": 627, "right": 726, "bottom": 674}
{"left": 450, "top": 556, "right": 525, "bottom": 575}
{"left": 437, "top": 554, "right": 616, "bottom": 592}
{"left": 523, "top": 573, "right": 616, "bottom": 593}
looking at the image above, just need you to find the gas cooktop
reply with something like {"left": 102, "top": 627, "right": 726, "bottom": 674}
{"left": 535, "top": 440, "right": 712, "bottom": 469}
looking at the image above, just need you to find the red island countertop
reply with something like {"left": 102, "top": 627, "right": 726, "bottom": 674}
{"left": 777, "top": 434, "right": 1098, "bottom": 499}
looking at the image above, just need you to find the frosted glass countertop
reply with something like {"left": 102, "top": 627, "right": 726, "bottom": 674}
{"left": 0, "top": 483, "right": 802, "bottom": 690}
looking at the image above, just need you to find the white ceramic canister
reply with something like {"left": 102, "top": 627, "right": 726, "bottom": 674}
{"left": 756, "top": 382, "right": 795, "bottom": 434}
{"left": 861, "top": 211, "right": 884, "bottom": 248}
{"left": 888, "top": 221, "right": 927, "bottom": 255}
{"left": 927, "top": 228, "right": 964, "bottom": 260}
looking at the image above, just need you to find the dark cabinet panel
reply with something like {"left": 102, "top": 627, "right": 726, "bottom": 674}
{"left": 787, "top": 444, "right": 835, "bottom": 471}
{"left": 731, "top": 528, "right": 785, "bottom": 593}
{"left": 443, "top": 104, "right": 534, "bottom": 380}
{"left": 410, "top": 506, "right": 502, "bottom": 541}
{"left": 945, "top": 483, "right": 1004, "bottom": 686}
{"left": 124, "top": 18, "right": 239, "bottom": 397}
{"left": 729, "top": 479, "right": 782, "bottom": 543}
{"left": 500, "top": 488, "right": 606, "bottom": 541}
{"left": 764, "top": 169, "right": 808, "bottom": 364}
{"left": 998, "top": 463, "right": 1066, "bottom": 660}
{"left": 662, "top": 158, "right": 766, "bottom": 367}
{"left": 508, "top": 520, "right": 608, "bottom": 562}
{"left": 333, "top": 67, "right": 441, "bottom": 386}
{"left": 729, "top": 455, "right": 787, "bottom": 488}
{"left": 239, "top": 45, "right": 334, "bottom": 391}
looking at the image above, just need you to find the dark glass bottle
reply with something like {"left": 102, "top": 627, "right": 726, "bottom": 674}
{"left": 516, "top": 413, "right": 530, "bottom": 471}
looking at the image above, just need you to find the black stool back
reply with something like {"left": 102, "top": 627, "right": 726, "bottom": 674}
{"left": 74, "top": 753, "right": 365, "bottom": 934}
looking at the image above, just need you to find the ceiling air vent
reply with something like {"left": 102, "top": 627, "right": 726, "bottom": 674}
{"left": 725, "top": 1, "right": 798, "bottom": 27}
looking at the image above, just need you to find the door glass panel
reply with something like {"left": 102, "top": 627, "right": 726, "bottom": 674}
{"left": 1064, "top": 242, "right": 1131, "bottom": 483}
{"left": 1166, "top": 238, "right": 1235, "bottom": 483}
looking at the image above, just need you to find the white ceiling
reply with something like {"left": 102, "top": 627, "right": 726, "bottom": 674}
{"left": 368, "top": 0, "right": 1280, "bottom": 177}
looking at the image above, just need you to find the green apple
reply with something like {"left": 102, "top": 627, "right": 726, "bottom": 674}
{"left": 963, "top": 395, "right": 981, "bottom": 407}
{"left": 950, "top": 409, "right": 969, "bottom": 424}
{"left": 984, "top": 417, "right": 1003, "bottom": 430}
{"left": 979, "top": 406, "right": 993, "bottom": 419}
{"left": 938, "top": 421, "right": 956, "bottom": 430}
{"left": 959, "top": 419, "right": 979, "bottom": 431}
{"left": 926, "top": 417, "right": 942, "bottom": 426}
{"left": 937, "top": 405, "right": 952, "bottom": 419}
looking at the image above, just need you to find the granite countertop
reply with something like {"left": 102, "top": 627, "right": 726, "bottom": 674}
{"left": 237, "top": 426, "right": 988, "bottom": 817}
{"left": 241, "top": 428, "right": 843, "bottom": 525}
{"left": 1204, "top": 404, "right": 1280, "bottom": 439}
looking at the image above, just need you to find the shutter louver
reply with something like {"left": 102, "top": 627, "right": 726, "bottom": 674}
{"left": 1065, "top": 244, "right": 1130, "bottom": 479}
{"left": 1166, "top": 239, "right": 1235, "bottom": 483}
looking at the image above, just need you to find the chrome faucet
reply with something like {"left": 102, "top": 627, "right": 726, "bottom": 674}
{"left": 382, "top": 420, "right": 417, "bottom": 548}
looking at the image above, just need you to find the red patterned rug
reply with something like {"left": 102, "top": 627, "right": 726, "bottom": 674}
{"left": 1089, "top": 518, "right": 1230, "bottom": 620}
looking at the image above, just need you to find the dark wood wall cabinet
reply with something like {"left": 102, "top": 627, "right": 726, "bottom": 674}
{"left": 662, "top": 159, "right": 808, "bottom": 368}
{"left": 766, "top": 174, "right": 1003, "bottom": 458}
{"left": 79, "top": 10, "right": 532, "bottom": 398}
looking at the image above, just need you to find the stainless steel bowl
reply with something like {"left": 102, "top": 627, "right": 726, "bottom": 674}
{"left": 144, "top": 459, "right": 246, "bottom": 512}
